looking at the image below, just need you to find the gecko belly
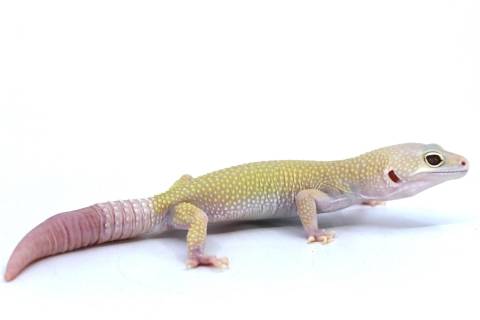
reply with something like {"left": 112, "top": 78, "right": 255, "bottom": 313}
{"left": 199, "top": 200, "right": 297, "bottom": 223}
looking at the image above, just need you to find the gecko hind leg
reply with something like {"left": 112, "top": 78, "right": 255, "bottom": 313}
{"left": 172, "top": 202, "right": 229, "bottom": 269}
{"left": 295, "top": 189, "right": 335, "bottom": 244}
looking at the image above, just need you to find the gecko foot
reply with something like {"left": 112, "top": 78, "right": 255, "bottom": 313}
{"left": 361, "top": 200, "right": 386, "bottom": 207}
{"left": 186, "top": 255, "right": 229, "bottom": 269}
{"left": 307, "top": 229, "right": 335, "bottom": 244}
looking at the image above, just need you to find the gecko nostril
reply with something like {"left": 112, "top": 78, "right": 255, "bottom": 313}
{"left": 461, "top": 160, "right": 467, "bottom": 166}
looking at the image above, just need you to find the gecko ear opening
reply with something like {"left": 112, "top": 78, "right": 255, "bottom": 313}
{"left": 388, "top": 170, "right": 401, "bottom": 183}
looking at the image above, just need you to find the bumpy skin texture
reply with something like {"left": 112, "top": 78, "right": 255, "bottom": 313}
{"left": 5, "top": 143, "right": 469, "bottom": 281}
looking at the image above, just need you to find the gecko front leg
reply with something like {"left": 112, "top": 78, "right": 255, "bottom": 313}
{"left": 295, "top": 189, "right": 335, "bottom": 244}
{"left": 361, "top": 200, "right": 386, "bottom": 206}
{"left": 171, "top": 202, "right": 229, "bottom": 269}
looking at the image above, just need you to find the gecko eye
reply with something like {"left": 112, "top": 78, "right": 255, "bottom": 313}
{"left": 424, "top": 152, "right": 445, "bottom": 167}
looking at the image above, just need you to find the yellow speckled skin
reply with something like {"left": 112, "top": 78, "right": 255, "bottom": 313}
{"left": 172, "top": 203, "right": 207, "bottom": 253}
{"left": 155, "top": 161, "right": 354, "bottom": 219}
{"left": 152, "top": 143, "right": 468, "bottom": 267}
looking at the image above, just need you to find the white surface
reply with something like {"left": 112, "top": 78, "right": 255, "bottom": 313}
{"left": 0, "top": 0, "right": 479, "bottom": 319}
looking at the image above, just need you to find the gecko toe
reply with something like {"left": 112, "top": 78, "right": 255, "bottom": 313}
{"left": 186, "top": 255, "right": 229, "bottom": 269}
{"left": 306, "top": 230, "right": 335, "bottom": 245}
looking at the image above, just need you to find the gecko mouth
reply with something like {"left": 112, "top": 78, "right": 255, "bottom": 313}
{"left": 431, "top": 170, "right": 468, "bottom": 174}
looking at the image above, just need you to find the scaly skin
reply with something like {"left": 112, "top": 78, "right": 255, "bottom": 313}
{"left": 5, "top": 143, "right": 469, "bottom": 280}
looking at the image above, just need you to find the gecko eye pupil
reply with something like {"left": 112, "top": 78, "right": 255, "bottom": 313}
{"left": 425, "top": 153, "right": 444, "bottom": 167}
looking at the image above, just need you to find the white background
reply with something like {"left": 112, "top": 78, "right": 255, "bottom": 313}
{"left": 0, "top": 0, "right": 479, "bottom": 319}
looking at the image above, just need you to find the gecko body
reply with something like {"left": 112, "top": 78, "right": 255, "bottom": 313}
{"left": 5, "top": 143, "right": 468, "bottom": 280}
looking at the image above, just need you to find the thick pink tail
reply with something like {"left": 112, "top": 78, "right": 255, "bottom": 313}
{"left": 5, "top": 198, "right": 165, "bottom": 281}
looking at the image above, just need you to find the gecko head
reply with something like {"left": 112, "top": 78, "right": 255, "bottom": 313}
{"left": 359, "top": 143, "right": 469, "bottom": 200}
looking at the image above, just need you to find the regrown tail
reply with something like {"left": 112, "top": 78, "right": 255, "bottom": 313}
{"left": 5, "top": 198, "right": 164, "bottom": 281}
